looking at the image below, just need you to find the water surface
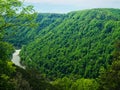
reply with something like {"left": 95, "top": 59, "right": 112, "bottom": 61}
{"left": 12, "top": 50, "right": 25, "bottom": 69}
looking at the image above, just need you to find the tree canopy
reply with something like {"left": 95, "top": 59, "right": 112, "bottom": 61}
{"left": 1, "top": 2, "right": 120, "bottom": 89}
{"left": 19, "top": 8, "right": 120, "bottom": 80}
{"left": 0, "top": 0, "right": 39, "bottom": 89}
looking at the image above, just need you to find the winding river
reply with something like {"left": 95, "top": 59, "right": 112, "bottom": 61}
{"left": 12, "top": 50, "right": 25, "bottom": 69}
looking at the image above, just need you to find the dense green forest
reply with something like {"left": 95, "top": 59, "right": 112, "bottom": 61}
{"left": 4, "top": 13, "right": 65, "bottom": 48}
{"left": 0, "top": 0, "right": 120, "bottom": 89}
{"left": 0, "top": 0, "right": 55, "bottom": 90}
{"left": 20, "top": 9, "right": 120, "bottom": 80}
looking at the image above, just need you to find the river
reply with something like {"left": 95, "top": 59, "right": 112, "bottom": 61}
{"left": 12, "top": 50, "right": 25, "bottom": 69}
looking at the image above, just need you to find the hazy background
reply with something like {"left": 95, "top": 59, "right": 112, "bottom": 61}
{"left": 24, "top": 0, "right": 120, "bottom": 13}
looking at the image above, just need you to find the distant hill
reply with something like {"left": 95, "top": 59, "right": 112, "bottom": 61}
{"left": 5, "top": 13, "right": 65, "bottom": 48}
{"left": 12, "top": 8, "right": 120, "bottom": 79}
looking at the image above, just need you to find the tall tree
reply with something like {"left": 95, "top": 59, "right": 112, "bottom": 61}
{"left": 0, "top": 0, "right": 36, "bottom": 89}
{"left": 0, "top": 0, "right": 36, "bottom": 39}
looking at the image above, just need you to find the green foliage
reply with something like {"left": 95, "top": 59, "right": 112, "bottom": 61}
{"left": 0, "top": 0, "right": 38, "bottom": 89}
{"left": 5, "top": 13, "right": 65, "bottom": 48}
{"left": 0, "top": 0, "right": 36, "bottom": 36}
{"left": 52, "top": 77, "right": 73, "bottom": 90}
{"left": 0, "top": 42, "right": 15, "bottom": 90}
{"left": 3, "top": 7, "right": 120, "bottom": 89}
{"left": 20, "top": 8, "right": 120, "bottom": 79}
{"left": 71, "top": 78, "right": 98, "bottom": 90}
{"left": 1, "top": 0, "right": 37, "bottom": 48}
{"left": 12, "top": 66, "right": 55, "bottom": 90}
{"left": 52, "top": 77, "right": 98, "bottom": 90}
{"left": 98, "top": 40, "right": 120, "bottom": 90}
{"left": 0, "top": 41, "right": 14, "bottom": 60}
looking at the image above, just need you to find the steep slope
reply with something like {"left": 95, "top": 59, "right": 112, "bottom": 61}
{"left": 4, "top": 13, "right": 65, "bottom": 48}
{"left": 20, "top": 8, "right": 120, "bottom": 79}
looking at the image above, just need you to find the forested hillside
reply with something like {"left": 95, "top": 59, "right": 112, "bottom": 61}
{"left": 2, "top": 3, "right": 120, "bottom": 89}
{"left": 0, "top": 0, "right": 56, "bottom": 89}
{"left": 19, "top": 8, "right": 120, "bottom": 80}
{"left": 4, "top": 13, "right": 65, "bottom": 48}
